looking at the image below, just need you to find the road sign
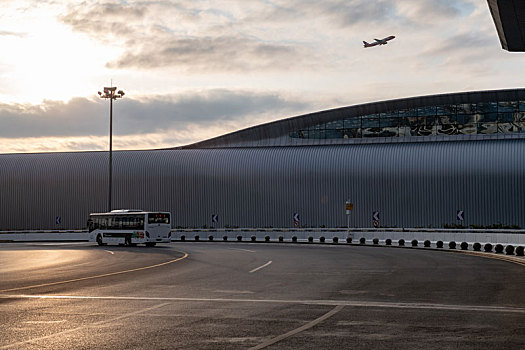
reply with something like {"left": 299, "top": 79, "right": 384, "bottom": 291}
{"left": 55, "top": 216, "right": 61, "bottom": 225}
{"left": 293, "top": 213, "right": 300, "bottom": 227}
{"left": 372, "top": 211, "right": 380, "bottom": 221}
{"left": 211, "top": 214, "right": 218, "bottom": 223}
{"left": 345, "top": 201, "right": 353, "bottom": 215}
{"left": 457, "top": 210, "right": 464, "bottom": 221}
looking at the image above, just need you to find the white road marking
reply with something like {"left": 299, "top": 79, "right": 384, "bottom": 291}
{"left": 229, "top": 248, "right": 256, "bottom": 253}
{"left": 103, "top": 250, "right": 114, "bottom": 255}
{"left": 249, "top": 261, "right": 272, "bottom": 273}
{"left": 215, "top": 290, "right": 255, "bottom": 294}
{"left": 249, "top": 305, "right": 344, "bottom": 350}
{"left": 0, "top": 303, "right": 170, "bottom": 350}
{"left": 3, "top": 294, "right": 524, "bottom": 314}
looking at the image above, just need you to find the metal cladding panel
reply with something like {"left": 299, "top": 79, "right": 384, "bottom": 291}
{"left": 488, "top": 0, "right": 525, "bottom": 51}
{"left": 1, "top": 139, "right": 525, "bottom": 229}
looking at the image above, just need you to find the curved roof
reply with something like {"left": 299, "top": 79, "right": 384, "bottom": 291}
{"left": 181, "top": 88, "right": 525, "bottom": 149}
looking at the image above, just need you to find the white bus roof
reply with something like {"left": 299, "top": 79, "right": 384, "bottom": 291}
{"left": 89, "top": 210, "right": 170, "bottom": 216}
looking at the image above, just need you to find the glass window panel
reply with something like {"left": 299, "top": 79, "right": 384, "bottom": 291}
{"left": 362, "top": 127, "right": 382, "bottom": 137}
{"left": 437, "top": 115, "right": 456, "bottom": 124}
{"left": 325, "top": 129, "right": 344, "bottom": 138}
{"left": 417, "top": 106, "right": 436, "bottom": 116}
{"left": 437, "top": 105, "right": 456, "bottom": 115}
{"left": 456, "top": 103, "right": 476, "bottom": 114}
{"left": 457, "top": 124, "right": 477, "bottom": 134}
{"left": 519, "top": 101, "right": 525, "bottom": 112}
{"left": 513, "top": 111, "right": 525, "bottom": 122}
{"left": 498, "top": 112, "right": 514, "bottom": 123}
{"left": 411, "top": 126, "right": 434, "bottom": 136}
{"left": 456, "top": 114, "right": 477, "bottom": 124}
{"left": 361, "top": 115, "right": 379, "bottom": 128}
{"left": 324, "top": 120, "right": 343, "bottom": 129}
{"left": 498, "top": 123, "right": 515, "bottom": 133}
{"left": 380, "top": 127, "right": 399, "bottom": 137}
{"left": 477, "top": 102, "right": 498, "bottom": 114}
{"left": 380, "top": 116, "right": 403, "bottom": 127}
{"left": 344, "top": 118, "right": 361, "bottom": 128}
{"left": 380, "top": 111, "right": 399, "bottom": 119}
{"left": 415, "top": 116, "right": 435, "bottom": 126}
{"left": 498, "top": 101, "right": 517, "bottom": 113}
{"left": 314, "top": 130, "right": 326, "bottom": 138}
{"left": 477, "top": 122, "right": 497, "bottom": 134}
{"left": 515, "top": 122, "right": 525, "bottom": 132}
{"left": 344, "top": 128, "right": 362, "bottom": 138}
{"left": 437, "top": 124, "right": 459, "bottom": 135}
{"left": 398, "top": 126, "right": 411, "bottom": 137}
{"left": 398, "top": 109, "right": 417, "bottom": 117}
{"left": 479, "top": 112, "right": 497, "bottom": 122}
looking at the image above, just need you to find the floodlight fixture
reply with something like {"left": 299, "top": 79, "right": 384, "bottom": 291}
{"left": 98, "top": 85, "right": 125, "bottom": 212}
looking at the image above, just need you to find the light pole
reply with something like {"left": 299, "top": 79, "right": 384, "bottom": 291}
{"left": 98, "top": 87, "right": 125, "bottom": 212}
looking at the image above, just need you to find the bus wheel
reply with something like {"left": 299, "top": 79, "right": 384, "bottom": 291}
{"left": 145, "top": 242, "right": 156, "bottom": 247}
{"left": 96, "top": 234, "right": 103, "bottom": 246}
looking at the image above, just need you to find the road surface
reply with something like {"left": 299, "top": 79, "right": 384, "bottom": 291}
{"left": 0, "top": 242, "right": 524, "bottom": 349}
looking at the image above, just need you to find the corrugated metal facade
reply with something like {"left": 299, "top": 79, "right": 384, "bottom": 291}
{"left": 0, "top": 139, "right": 524, "bottom": 229}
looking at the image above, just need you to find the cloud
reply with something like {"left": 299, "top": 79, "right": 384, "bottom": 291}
{"left": 0, "top": 90, "right": 312, "bottom": 144}
{"left": 0, "top": 30, "right": 26, "bottom": 37}
{"left": 248, "top": 0, "right": 397, "bottom": 27}
{"left": 106, "top": 35, "right": 303, "bottom": 71}
{"left": 59, "top": 1, "right": 311, "bottom": 72}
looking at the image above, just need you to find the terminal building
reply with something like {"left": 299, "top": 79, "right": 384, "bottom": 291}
{"left": 1, "top": 88, "right": 525, "bottom": 230}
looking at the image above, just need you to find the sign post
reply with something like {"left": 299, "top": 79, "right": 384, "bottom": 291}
{"left": 345, "top": 200, "right": 353, "bottom": 238}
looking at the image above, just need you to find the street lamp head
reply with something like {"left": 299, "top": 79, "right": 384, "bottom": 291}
{"left": 104, "top": 87, "right": 117, "bottom": 94}
{"left": 97, "top": 91, "right": 102, "bottom": 96}
{"left": 118, "top": 90, "right": 125, "bottom": 97}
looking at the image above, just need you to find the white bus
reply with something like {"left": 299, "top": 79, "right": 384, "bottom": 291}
{"left": 88, "top": 210, "right": 172, "bottom": 246}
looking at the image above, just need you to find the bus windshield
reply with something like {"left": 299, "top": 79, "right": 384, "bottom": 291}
{"left": 148, "top": 212, "right": 170, "bottom": 224}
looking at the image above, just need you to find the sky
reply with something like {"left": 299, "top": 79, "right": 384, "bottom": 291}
{"left": 0, "top": 0, "right": 523, "bottom": 154}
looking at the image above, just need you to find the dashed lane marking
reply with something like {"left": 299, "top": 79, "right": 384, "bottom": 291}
{"left": 229, "top": 248, "right": 256, "bottom": 253}
{"left": 249, "top": 261, "right": 272, "bottom": 273}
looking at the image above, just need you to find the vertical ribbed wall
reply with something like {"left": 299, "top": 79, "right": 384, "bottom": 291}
{"left": 0, "top": 139, "right": 524, "bottom": 229}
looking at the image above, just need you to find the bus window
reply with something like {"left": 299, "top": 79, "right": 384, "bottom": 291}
{"left": 148, "top": 213, "right": 170, "bottom": 224}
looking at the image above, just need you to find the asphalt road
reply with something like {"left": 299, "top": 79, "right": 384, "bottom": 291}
{"left": 0, "top": 242, "right": 524, "bottom": 349}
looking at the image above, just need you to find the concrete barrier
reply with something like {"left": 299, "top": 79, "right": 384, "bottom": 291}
{"left": 170, "top": 228, "right": 525, "bottom": 245}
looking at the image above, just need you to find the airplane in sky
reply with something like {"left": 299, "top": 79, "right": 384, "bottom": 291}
{"left": 363, "top": 35, "right": 396, "bottom": 48}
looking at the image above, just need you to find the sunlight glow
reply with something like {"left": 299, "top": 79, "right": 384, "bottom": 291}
{"left": 1, "top": 4, "right": 120, "bottom": 104}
